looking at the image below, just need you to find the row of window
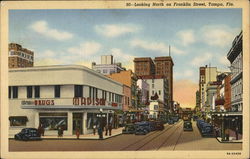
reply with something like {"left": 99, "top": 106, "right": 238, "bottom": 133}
{"left": 9, "top": 85, "right": 122, "bottom": 103}
{"left": 152, "top": 90, "right": 161, "bottom": 95}
{"left": 9, "top": 51, "right": 34, "bottom": 61}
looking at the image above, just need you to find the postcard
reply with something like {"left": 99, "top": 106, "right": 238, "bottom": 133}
{"left": 0, "top": 0, "right": 249, "bottom": 159}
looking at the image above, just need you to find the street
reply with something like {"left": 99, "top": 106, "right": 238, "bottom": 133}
{"left": 9, "top": 120, "right": 242, "bottom": 151}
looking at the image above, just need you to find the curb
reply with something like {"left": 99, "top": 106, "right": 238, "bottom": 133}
{"left": 216, "top": 137, "right": 243, "bottom": 143}
{"left": 9, "top": 133, "right": 122, "bottom": 141}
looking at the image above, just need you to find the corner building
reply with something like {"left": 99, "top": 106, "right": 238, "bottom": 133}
{"left": 9, "top": 65, "right": 123, "bottom": 137}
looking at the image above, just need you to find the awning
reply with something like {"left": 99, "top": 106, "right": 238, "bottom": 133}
{"left": 9, "top": 116, "right": 28, "bottom": 121}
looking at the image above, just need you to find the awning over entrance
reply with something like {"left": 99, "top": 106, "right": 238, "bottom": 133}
{"left": 21, "top": 105, "right": 121, "bottom": 110}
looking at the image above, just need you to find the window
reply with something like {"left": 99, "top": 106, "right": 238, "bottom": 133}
{"left": 74, "top": 85, "right": 83, "bottom": 97}
{"left": 109, "top": 92, "right": 111, "bottom": 101}
{"left": 13, "top": 86, "right": 18, "bottom": 98}
{"left": 89, "top": 87, "right": 92, "bottom": 98}
{"left": 87, "top": 113, "right": 98, "bottom": 129}
{"left": 152, "top": 79, "right": 154, "bottom": 83}
{"left": 34, "top": 86, "right": 40, "bottom": 98}
{"left": 9, "top": 86, "right": 11, "bottom": 98}
{"left": 152, "top": 91, "right": 154, "bottom": 95}
{"left": 9, "top": 116, "right": 28, "bottom": 126}
{"left": 54, "top": 85, "right": 60, "bottom": 98}
{"left": 159, "top": 90, "right": 161, "bottom": 95}
{"left": 39, "top": 113, "right": 68, "bottom": 130}
{"left": 152, "top": 84, "right": 154, "bottom": 89}
{"left": 103, "top": 69, "right": 107, "bottom": 73}
{"left": 27, "top": 86, "right": 32, "bottom": 98}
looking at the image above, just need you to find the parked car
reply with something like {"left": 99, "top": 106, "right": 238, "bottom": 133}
{"left": 148, "top": 121, "right": 157, "bottom": 131}
{"left": 172, "top": 116, "right": 179, "bottom": 122}
{"left": 14, "top": 128, "right": 41, "bottom": 141}
{"left": 183, "top": 121, "right": 193, "bottom": 131}
{"left": 155, "top": 121, "right": 164, "bottom": 130}
{"left": 122, "top": 124, "right": 136, "bottom": 134}
{"left": 192, "top": 115, "right": 198, "bottom": 121}
{"left": 135, "top": 122, "right": 150, "bottom": 135}
{"left": 168, "top": 119, "right": 174, "bottom": 125}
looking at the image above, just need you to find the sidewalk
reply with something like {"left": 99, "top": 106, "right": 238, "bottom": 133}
{"left": 42, "top": 127, "right": 124, "bottom": 140}
{"left": 216, "top": 137, "right": 242, "bottom": 143}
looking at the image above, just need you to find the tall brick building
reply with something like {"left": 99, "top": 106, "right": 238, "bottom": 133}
{"left": 133, "top": 56, "right": 174, "bottom": 111}
{"left": 9, "top": 43, "right": 34, "bottom": 68}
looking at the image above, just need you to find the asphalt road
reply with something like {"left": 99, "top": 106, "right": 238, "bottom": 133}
{"left": 9, "top": 120, "right": 242, "bottom": 151}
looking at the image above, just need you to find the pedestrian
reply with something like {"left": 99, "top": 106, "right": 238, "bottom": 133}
{"left": 93, "top": 124, "right": 96, "bottom": 135}
{"left": 38, "top": 124, "right": 42, "bottom": 136}
{"left": 108, "top": 123, "right": 112, "bottom": 136}
{"left": 98, "top": 126, "right": 103, "bottom": 139}
{"left": 225, "top": 128, "right": 230, "bottom": 141}
{"left": 105, "top": 124, "right": 108, "bottom": 136}
{"left": 76, "top": 128, "right": 80, "bottom": 139}
{"left": 58, "top": 126, "right": 62, "bottom": 137}
{"left": 41, "top": 124, "right": 45, "bottom": 136}
{"left": 235, "top": 127, "right": 239, "bottom": 140}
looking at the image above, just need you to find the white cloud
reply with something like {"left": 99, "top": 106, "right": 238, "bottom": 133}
{"left": 95, "top": 24, "right": 141, "bottom": 38}
{"left": 67, "top": 41, "right": 101, "bottom": 56}
{"left": 130, "top": 39, "right": 186, "bottom": 55}
{"left": 110, "top": 48, "right": 135, "bottom": 61}
{"left": 30, "top": 20, "right": 73, "bottom": 41}
{"left": 35, "top": 50, "right": 56, "bottom": 59}
{"left": 177, "top": 30, "right": 196, "bottom": 46}
{"left": 110, "top": 48, "right": 135, "bottom": 70}
{"left": 191, "top": 53, "right": 213, "bottom": 67}
{"left": 200, "top": 25, "right": 240, "bottom": 47}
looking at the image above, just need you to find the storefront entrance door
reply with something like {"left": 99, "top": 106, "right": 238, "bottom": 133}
{"left": 73, "top": 113, "right": 83, "bottom": 135}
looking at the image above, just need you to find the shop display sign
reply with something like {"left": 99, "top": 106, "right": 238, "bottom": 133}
{"left": 21, "top": 100, "right": 55, "bottom": 105}
{"left": 73, "top": 97, "right": 106, "bottom": 106}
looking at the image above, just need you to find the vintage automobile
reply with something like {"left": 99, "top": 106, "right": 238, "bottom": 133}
{"left": 183, "top": 121, "right": 193, "bottom": 131}
{"left": 172, "top": 116, "right": 179, "bottom": 122}
{"left": 192, "top": 115, "right": 199, "bottom": 121}
{"left": 168, "top": 119, "right": 174, "bottom": 125}
{"left": 155, "top": 121, "right": 164, "bottom": 130}
{"left": 135, "top": 122, "right": 150, "bottom": 135}
{"left": 122, "top": 124, "right": 136, "bottom": 134}
{"left": 14, "top": 128, "right": 42, "bottom": 141}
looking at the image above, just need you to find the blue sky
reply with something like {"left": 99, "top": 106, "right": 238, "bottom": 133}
{"left": 9, "top": 9, "right": 242, "bottom": 107}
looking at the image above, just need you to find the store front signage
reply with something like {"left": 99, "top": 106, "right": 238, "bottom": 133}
{"left": 21, "top": 100, "right": 55, "bottom": 106}
{"left": 73, "top": 97, "right": 106, "bottom": 106}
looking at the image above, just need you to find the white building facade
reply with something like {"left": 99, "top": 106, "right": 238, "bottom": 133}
{"left": 9, "top": 65, "right": 123, "bottom": 137}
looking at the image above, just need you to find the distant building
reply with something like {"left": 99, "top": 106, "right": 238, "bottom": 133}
{"left": 195, "top": 90, "right": 200, "bottom": 108}
{"left": 199, "top": 66, "right": 218, "bottom": 110}
{"left": 137, "top": 79, "right": 149, "bottom": 106}
{"left": 8, "top": 43, "right": 34, "bottom": 68}
{"left": 106, "top": 70, "right": 138, "bottom": 110}
{"left": 134, "top": 56, "right": 173, "bottom": 111}
{"left": 92, "top": 55, "right": 126, "bottom": 75}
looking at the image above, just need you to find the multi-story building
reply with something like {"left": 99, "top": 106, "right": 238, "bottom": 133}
{"left": 8, "top": 43, "right": 34, "bottom": 68}
{"left": 137, "top": 79, "right": 149, "bottom": 106}
{"left": 199, "top": 66, "right": 218, "bottom": 110}
{"left": 106, "top": 70, "right": 138, "bottom": 110}
{"left": 226, "top": 31, "right": 243, "bottom": 139}
{"left": 92, "top": 55, "right": 126, "bottom": 75}
{"left": 215, "top": 73, "right": 231, "bottom": 111}
{"left": 9, "top": 65, "right": 123, "bottom": 137}
{"left": 143, "top": 75, "right": 169, "bottom": 110}
{"left": 227, "top": 31, "right": 243, "bottom": 112}
{"left": 134, "top": 56, "right": 173, "bottom": 111}
{"left": 134, "top": 57, "right": 155, "bottom": 76}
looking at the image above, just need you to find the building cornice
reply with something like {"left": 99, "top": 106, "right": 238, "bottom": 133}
{"left": 9, "top": 65, "right": 123, "bottom": 86}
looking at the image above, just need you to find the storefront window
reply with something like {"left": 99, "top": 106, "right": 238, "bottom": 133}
{"left": 9, "top": 116, "right": 28, "bottom": 126}
{"left": 87, "top": 113, "right": 98, "bottom": 129}
{"left": 39, "top": 113, "right": 68, "bottom": 130}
